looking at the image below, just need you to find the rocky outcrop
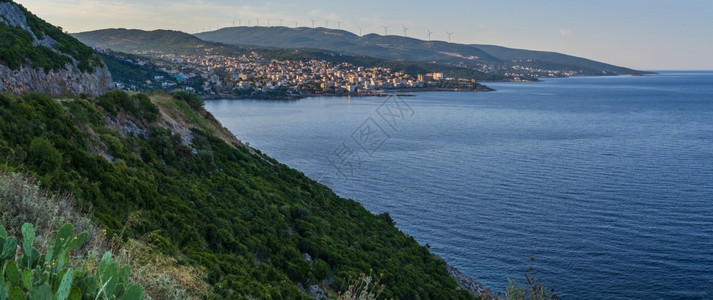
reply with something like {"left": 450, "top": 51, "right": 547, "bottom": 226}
{"left": 0, "top": 64, "right": 113, "bottom": 97}
{"left": 0, "top": 1, "right": 113, "bottom": 96}
{"left": 446, "top": 262, "right": 489, "bottom": 297}
{"left": 0, "top": 2, "right": 30, "bottom": 29}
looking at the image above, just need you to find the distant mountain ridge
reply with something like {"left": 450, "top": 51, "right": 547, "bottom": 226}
{"left": 73, "top": 28, "right": 208, "bottom": 54}
{"left": 195, "top": 26, "right": 647, "bottom": 76}
{"left": 73, "top": 28, "right": 504, "bottom": 81}
{"left": 0, "top": 0, "right": 112, "bottom": 96}
{"left": 196, "top": 26, "right": 501, "bottom": 64}
{"left": 472, "top": 44, "right": 645, "bottom": 75}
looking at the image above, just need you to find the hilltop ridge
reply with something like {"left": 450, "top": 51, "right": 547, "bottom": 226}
{"left": 195, "top": 26, "right": 648, "bottom": 77}
{"left": 73, "top": 28, "right": 208, "bottom": 54}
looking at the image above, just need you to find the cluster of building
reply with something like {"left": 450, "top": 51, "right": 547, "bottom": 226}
{"left": 506, "top": 62, "right": 580, "bottom": 78}
{"left": 102, "top": 47, "right": 586, "bottom": 96}
{"left": 113, "top": 50, "right": 456, "bottom": 98}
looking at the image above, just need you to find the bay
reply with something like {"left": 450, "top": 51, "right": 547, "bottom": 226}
{"left": 205, "top": 72, "right": 713, "bottom": 299}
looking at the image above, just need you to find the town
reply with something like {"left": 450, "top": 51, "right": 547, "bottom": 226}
{"left": 102, "top": 49, "right": 487, "bottom": 99}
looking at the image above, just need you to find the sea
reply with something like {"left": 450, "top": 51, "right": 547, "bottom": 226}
{"left": 205, "top": 71, "right": 713, "bottom": 299}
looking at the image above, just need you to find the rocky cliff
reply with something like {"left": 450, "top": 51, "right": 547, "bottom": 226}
{"left": 0, "top": 63, "right": 112, "bottom": 97}
{"left": 0, "top": 1, "right": 112, "bottom": 96}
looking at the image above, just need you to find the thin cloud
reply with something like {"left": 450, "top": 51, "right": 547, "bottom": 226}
{"left": 558, "top": 28, "right": 574, "bottom": 36}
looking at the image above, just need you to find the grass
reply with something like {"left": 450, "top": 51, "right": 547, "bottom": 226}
{"left": 148, "top": 91, "right": 243, "bottom": 148}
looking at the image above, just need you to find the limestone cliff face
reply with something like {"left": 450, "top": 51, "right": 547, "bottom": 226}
{"left": 0, "top": 1, "right": 113, "bottom": 96}
{"left": 0, "top": 64, "right": 113, "bottom": 97}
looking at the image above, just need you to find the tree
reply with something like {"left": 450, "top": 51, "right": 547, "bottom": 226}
{"left": 26, "top": 137, "right": 61, "bottom": 173}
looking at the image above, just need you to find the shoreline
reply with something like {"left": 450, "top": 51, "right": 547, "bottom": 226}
{"left": 198, "top": 73, "right": 655, "bottom": 101}
{"left": 445, "top": 261, "right": 489, "bottom": 297}
{"left": 201, "top": 85, "right": 496, "bottom": 101}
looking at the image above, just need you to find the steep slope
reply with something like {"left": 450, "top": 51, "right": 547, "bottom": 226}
{"left": 472, "top": 44, "right": 648, "bottom": 75}
{"left": 0, "top": 91, "right": 477, "bottom": 299}
{"left": 0, "top": 0, "right": 112, "bottom": 96}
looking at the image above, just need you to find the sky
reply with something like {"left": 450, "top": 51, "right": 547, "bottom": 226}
{"left": 16, "top": 0, "right": 713, "bottom": 70}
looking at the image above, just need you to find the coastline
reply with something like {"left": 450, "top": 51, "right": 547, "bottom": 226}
{"left": 201, "top": 85, "right": 496, "bottom": 101}
{"left": 445, "top": 262, "right": 489, "bottom": 297}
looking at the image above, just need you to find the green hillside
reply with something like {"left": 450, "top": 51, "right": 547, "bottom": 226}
{"left": 0, "top": 0, "right": 102, "bottom": 72}
{"left": 72, "top": 28, "right": 210, "bottom": 55}
{"left": 0, "top": 91, "right": 475, "bottom": 299}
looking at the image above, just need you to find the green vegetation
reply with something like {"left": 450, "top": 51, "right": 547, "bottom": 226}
{"left": 72, "top": 29, "right": 212, "bottom": 55}
{"left": 0, "top": 222, "right": 143, "bottom": 299}
{"left": 0, "top": 22, "right": 70, "bottom": 71}
{"left": 0, "top": 91, "right": 474, "bottom": 299}
{"left": 337, "top": 273, "right": 386, "bottom": 300}
{"left": 0, "top": 169, "right": 211, "bottom": 299}
{"left": 98, "top": 52, "right": 173, "bottom": 88}
{"left": 0, "top": 1, "right": 103, "bottom": 72}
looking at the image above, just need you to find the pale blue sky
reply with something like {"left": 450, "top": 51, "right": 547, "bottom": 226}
{"left": 17, "top": 0, "right": 713, "bottom": 70}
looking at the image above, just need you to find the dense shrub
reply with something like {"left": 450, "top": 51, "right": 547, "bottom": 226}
{"left": 172, "top": 91, "right": 204, "bottom": 109}
{"left": 26, "top": 137, "right": 61, "bottom": 173}
{"left": 0, "top": 91, "right": 473, "bottom": 299}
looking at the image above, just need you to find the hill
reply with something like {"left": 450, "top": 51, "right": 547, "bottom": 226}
{"left": 472, "top": 44, "right": 651, "bottom": 75}
{"left": 1, "top": 3, "right": 488, "bottom": 297}
{"left": 0, "top": 89, "right": 480, "bottom": 298}
{"left": 195, "top": 26, "right": 648, "bottom": 76}
{"left": 196, "top": 26, "right": 501, "bottom": 65}
{"left": 72, "top": 28, "right": 211, "bottom": 55}
{"left": 0, "top": 0, "right": 112, "bottom": 96}
{"left": 74, "top": 28, "right": 502, "bottom": 81}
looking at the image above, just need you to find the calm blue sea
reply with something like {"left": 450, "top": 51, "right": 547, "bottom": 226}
{"left": 205, "top": 72, "right": 713, "bottom": 299}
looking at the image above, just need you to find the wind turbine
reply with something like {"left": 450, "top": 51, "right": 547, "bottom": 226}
{"left": 280, "top": 19, "right": 283, "bottom": 26}
{"left": 337, "top": 21, "right": 341, "bottom": 29}
{"left": 359, "top": 28, "right": 363, "bottom": 36}
{"left": 232, "top": 20, "right": 235, "bottom": 26}
{"left": 402, "top": 25, "right": 408, "bottom": 37}
{"left": 382, "top": 25, "right": 388, "bottom": 35}
{"left": 446, "top": 31, "right": 454, "bottom": 43}
{"left": 311, "top": 19, "right": 316, "bottom": 28}
{"left": 248, "top": 20, "right": 251, "bottom": 26}
{"left": 427, "top": 28, "right": 433, "bottom": 41}
{"left": 267, "top": 20, "right": 270, "bottom": 26}
{"left": 256, "top": 19, "right": 259, "bottom": 26}
{"left": 325, "top": 20, "right": 329, "bottom": 28}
